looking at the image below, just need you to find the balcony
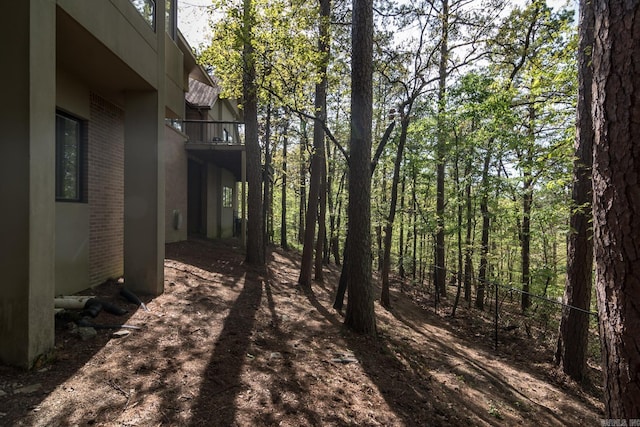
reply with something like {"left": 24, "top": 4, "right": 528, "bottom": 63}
{"left": 183, "top": 120, "right": 245, "bottom": 146}
{"left": 182, "top": 120, "right": 245, "bottom": 181}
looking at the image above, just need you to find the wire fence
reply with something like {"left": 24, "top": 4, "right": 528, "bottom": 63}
{"left": 414, "top": 264, "right": 599, "bottom": 355}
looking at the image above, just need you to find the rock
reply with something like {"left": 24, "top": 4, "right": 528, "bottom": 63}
{"left": 0, "top": 389, "right": 6, "bottom": 397}
{"left": 112, "top": 330, "right": 131, "bottom": 338}
{"left": 331, "top": 352, "right": 358, "bottom": 364}
{"left": 14, "top": 383, "right": 42, "bottom": 394}
{"left": 331, "top": 357, "right": 359, "bottom": 364}
{"left": 77, "top": 327, "right": 97, "bottom": 341}
{"left": 269, "top": 352, "right": 283, "bottom": 361}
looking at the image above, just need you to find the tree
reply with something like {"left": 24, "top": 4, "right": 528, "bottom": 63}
{"left": 280, "top": 117, "right": 290, "bottom": 250}
{"left": 434, "top": 0, "right": 450, "bottom": 299}
{"left": 298, "top": 0, "right": 331, "bottom": 288}
{"left": 555, "top": 0, "right": 594, "bottom": 382}
{"left": 592, "top": 0, "right": 640, "bottom": 417}
{"left": 242, "top": 0, "right": 266, "bottom": 265}
{"left": 490, "top": 0, "right": 576, "bottom": 311}
{"left": 344, "top": 0, "right": 376, "bottom": 335}
{"left": 201, "top": 0, "right": 323, "bottom": 263}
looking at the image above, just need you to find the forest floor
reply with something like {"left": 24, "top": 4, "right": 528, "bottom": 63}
{"left": 0, "top": 238, "right": 604, "bottom": 426}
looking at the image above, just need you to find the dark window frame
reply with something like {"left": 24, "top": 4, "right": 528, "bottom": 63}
{"left": 55, "top": 110, "right": 87, "bottom": 203}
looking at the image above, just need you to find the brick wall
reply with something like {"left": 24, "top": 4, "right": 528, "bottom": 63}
{"left": 88, "top": 93, "right": 124, "bottom": 286}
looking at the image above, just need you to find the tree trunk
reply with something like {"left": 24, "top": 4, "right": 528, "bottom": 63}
{"left": 520, "top": 105, "right": 534, "bottom": 313}
{"left": 398, "top": 174, "right": 406, "bottom": 278}
{"left": 521, "top": 172, "right": 532, "bottom": 312}
{"left": 381, "top": 114, "right": 410, "bottom": 309}
{"left": 314, "top": 0, "right": 331, "bottom": 280}
{"left": 280, "top": 121, "right": 289, "bottom": 251}
{"left": 476, "top": 148, "right": 491, "bottom": 310}
{"left": 435, "top": 0, "right": 449, "bottom": 298}
{"left": 451, "top": 142, "right": 463, "bottom": 318}
{"left": 263, "top": 100, "right": 273, "bottom": 246}
{"left": 555, "top": 0, "right": 594, "bottom": 382}
{"left": 299, "top": 0, "right": 329, "bottom": 288}
{"left": 344, "top": 0, "right": 376, "bottom": 335}
{"left": 298, "top": 119, "right": 307, "bottom": 245}
{"left": 243, "top": 0, "right": 264, "bottom": 265}
{"left": 412, "top": 167, "right": 418, "bottom": 280}
{"left": 592, "top": 0, "right": 640, "bottom": 417}
{"left": 375, "top": 224, "right": 383, "bottom": 271}
{"left": 463, "top": 155, "right": 473, "bottom": 303}
{"left": 330, "top": 171, "right": 345, "bottom": 266}
{"left": 314, "top": 150, "right": 328, "bottom": 281}
{"left": 333, "top": 235, "right": 349, "bottom": 311}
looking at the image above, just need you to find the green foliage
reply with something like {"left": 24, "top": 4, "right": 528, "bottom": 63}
{"left": 199, "top": 0, "right": 322, "bottom": 110}
{"left": 194, "top": 0, "right": 579, "bottom": 312}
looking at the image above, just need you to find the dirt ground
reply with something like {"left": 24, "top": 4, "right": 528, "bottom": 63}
{"left": 0, "top": 238, "right": 603, "bottom": 426}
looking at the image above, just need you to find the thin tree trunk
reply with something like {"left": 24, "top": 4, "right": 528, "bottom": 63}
{"left": 398, "top": 174, "right": 406, "bottom": 278}
{"left": 381, "top": 114, "right": 410, "bottom": 309}
{"left": 298, "top": 119, "right": 307, "bottom": 245}
{"left": 520, "top": 106, "right": 534, "bottom": 313}
{"left": 476, "top": 148, "right": 491, "bottom": 310}
{"left": 435, "top": 0, "right": 450, "bottom": 298}
{"left": 463, "top": 156, "right": 473, "bottom": 303}
{"left": 331, "top": 171, "right": 345, "bottom": 265}
{"left": 412, "top": 168, "right": 418, "bottom": 280}
{"left": 451, "top": 141, "right": 463, "bottom": 317}
{"left": 334, "top": 235, "right": 348, "bottom": 311}
{"left": 315, "top": 151, "right": 328, "bottom": 280}
{"left": 299, "top": 0, "right": 330, "bottom": 288}
{"left": 327, "top": 139, "right": 335, "bottom": 263}
{"left": 263, "top": 100, "right": 273, "bottom": 246}
{"left": 280, "top": 121, "right": 290, "bottom": 250}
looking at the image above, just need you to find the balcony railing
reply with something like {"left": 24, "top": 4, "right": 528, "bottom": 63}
{"left": 183, "top": 120, "right": 245, "bottom": 146}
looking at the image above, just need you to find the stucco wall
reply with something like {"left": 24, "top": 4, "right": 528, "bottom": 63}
{"left": 55, "top": 71, "right": 91, "bottom": 295}
{"left": 0, "top": 0, "right": 56, "bottom": 368}
{"left": 164, "top": 125, "right": 188, "bottom": 243}
{"left": 56, "top": 0, "right": 160, "bottom": 88}
{"left": 165, "top": 33, "right": 185, "bottom": 118}
{"left": 55, "top": 203, "right": 89, "bottom": 295}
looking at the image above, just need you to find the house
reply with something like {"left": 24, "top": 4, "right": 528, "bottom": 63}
{"left": 165, "top": 71, "right": 246, "bottom": 244}
{"left": 0, "top": 0, "right": 244, "bottom": 368}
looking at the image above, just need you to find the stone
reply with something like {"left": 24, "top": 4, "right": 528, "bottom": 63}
{"left": 112, "top": 330, "right": 131, "bottom": 338}
{"left": 14, "top": 384, "right": 42, "bottom": 394}
{"left": 78, "top": 327, "right": 97, "bottom": 341}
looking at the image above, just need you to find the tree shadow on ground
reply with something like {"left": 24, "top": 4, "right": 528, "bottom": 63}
{"left": 281, "top": 248, "right": 602, "bottom": 426}
{"left": 1, "top": 240, "right": 601, "bottom": 426}
{"left": 188, "top": 269, "right": 264, "bottom": 426}
{"left": 387, "top": 291, "right": 604, "bottom": 419}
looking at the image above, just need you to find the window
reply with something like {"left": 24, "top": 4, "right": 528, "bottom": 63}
{"left": 166, "top": 0, "right": 177, "bottom": 40}
{"left": 55, "top": 112, "right": 85, "bottom": 202}
{"left": 222, "top": 186, "right": 233, "bottom": 208}
{"left": 223, "top": 128, "right": 230, "bottom": 142}
{"left": 130, "top": 0, "right": 156, "bottom": 30}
